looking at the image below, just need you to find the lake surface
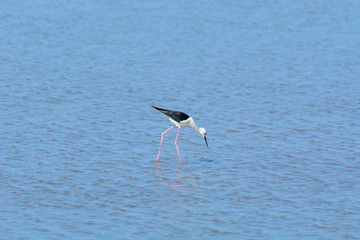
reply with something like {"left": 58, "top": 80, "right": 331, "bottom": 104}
{"left": 1, "top": 0, "right": 359, "bottom": 239}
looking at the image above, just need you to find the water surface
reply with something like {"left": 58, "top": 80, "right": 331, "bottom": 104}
{"left": 1, "top": 0, "right": 359, "bottom": 239}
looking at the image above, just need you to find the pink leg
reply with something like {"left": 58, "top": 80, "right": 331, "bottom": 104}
{"left": 175, "top": 127, "right": 182, "bottom": 163}
{"left": 156, "top": 125, "right": 175, "bottom": 163}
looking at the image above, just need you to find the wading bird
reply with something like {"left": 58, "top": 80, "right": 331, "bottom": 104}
{"left": 152, "top": 106, "right": 208, "bottom": 163}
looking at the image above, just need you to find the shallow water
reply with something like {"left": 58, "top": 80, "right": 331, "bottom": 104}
{"left": 1, "top": 0, "right": 360, "bottom": 239}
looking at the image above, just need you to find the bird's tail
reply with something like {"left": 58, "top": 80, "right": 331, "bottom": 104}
{"left": 151, "top": 105, "right": 163, "bottom": 111}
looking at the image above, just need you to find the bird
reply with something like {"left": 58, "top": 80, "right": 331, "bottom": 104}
{"left": 152, "top": 105, "right": 208, "bottom": 163}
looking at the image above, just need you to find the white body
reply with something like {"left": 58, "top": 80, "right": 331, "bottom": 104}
{"left": 170, "top": 117, "right": 194, "bottom": 128}
{"left": 169, "top": 117, "right": 206, "bottom": 137}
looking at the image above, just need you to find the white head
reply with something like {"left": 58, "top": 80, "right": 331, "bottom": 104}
{"left": 199, "top": 127, "right": 206, "bottom": 137}
{"left": 198, "top": 127, "right": 208, "bottom": 147}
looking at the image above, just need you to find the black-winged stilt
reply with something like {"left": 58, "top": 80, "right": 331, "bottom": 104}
{"left": 152, "top": 106, "right": 208, "bottom": 163}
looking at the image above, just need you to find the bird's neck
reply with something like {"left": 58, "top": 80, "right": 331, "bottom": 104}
{"left": 192, "top": 124, "right": 200, "bottom": 132}
{"left": 188, "top": 117, "right": 201, "bottom": 133}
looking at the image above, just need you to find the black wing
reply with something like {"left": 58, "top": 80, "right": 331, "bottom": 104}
{"left": 152, "top": 106, "right": 190, "bottom": 122}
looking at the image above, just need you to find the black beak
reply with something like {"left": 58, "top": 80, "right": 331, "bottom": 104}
{"left": 204, "top": 136, "right": 208, "bottom": 148}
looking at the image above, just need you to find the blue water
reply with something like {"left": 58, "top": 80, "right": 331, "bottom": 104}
{"left": 1, "top": 1, "right": 360, "bottom": 239}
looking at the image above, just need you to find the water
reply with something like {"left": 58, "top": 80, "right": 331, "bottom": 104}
{"left": 1, "top": 0, "right": 359, "bottom": 239}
